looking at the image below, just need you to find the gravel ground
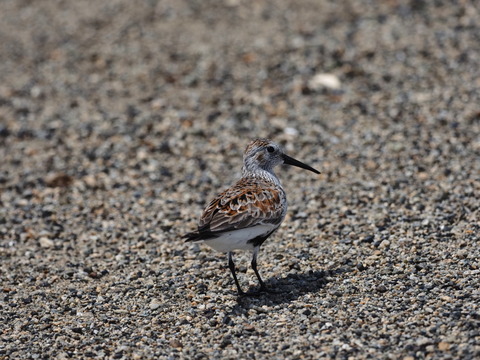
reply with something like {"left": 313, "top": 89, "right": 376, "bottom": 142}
{"left": 1, "top": 0, "right": 479, "bottom": 359}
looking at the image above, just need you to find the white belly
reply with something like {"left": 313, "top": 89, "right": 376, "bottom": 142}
{"left": 204, "top": 224, "right": 277, "bottom": 252}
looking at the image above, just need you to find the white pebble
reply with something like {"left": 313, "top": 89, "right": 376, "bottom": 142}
{"left": 308, "top": 73, "right": 341, "bottom": 90}
{"left": 39, "top": 237, "right": 54, "bottom": 248}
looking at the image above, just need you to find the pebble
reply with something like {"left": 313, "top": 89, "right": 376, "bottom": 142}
{"left": 438, "top": 342, "right": 450, "bottom": 351}
{"left": 308, "top": 73, "right": 342, "bottom": 91}
{"left": 38, "top": 237, "right": 54, "bottom": 248}
{"left": 149, "top": 299, "right": 162, "bottom": 310}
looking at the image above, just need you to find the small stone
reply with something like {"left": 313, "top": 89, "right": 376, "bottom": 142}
{"left": 243, "top": 324, "right": 255, "bottom": 332}
{"left": 379, "top": 240, "right": 390, "bottom": 249}
{"left": 83, "top": 175, "right": 97, "bottom": 187}
{"left": 362, "top": 235, "right": 375, "bottom": 243}
{"left": 170, "top": 339, "right": 183, "bottom": 348}
{"left": 137, "top": 149, "right": 148, "bottom": 160}
{"left": 71, "top": 327, "right": 83, "bottom": 334}
{"left": 39, "top": 237, "right": 54, "bottom": 248}
{"left": 284, "top": 127, "right": 298, "bottom": 136}
{"left": 438, "top": 342, "right": 450, "bottom": 351}
{"left": 45, "top": 173, "right": 73, "bottom": 188}
{"left": 149, "top": 299, "right": 161, "bottom": 310}
{"left": 150, "top": 98, "right": 165, "bottom": 110}
{"left": 356, "top": 263, "right": 367, "bottom": 271}
{"left": 308, "top": 73, "right": 341, "bottom": 90}
{"left": 376, "top": 285, "right": 387, "bottom": 293}
{"left": 416, "top": 337, "right": 431, "bottom": 346}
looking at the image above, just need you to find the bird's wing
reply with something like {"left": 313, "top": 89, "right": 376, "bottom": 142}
{"left": 199, "top": 177, "right": 285, "bottom": 234}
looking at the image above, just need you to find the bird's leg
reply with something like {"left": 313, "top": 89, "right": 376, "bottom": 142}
{"left": 251, "top": 247, "right": 268, "bottom": 292}
{"left": 228, "top": 252, "right": 244, "bottom": 295}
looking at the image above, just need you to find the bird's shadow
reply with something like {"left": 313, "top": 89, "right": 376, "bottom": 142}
{"left": 231, "top": 265, "right": 353, "bottom": 308}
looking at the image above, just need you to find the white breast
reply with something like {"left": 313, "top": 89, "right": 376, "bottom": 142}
{"left": 204, "top": 224, "right": 278, "bottom": 252}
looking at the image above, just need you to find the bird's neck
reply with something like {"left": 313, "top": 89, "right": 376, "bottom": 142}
{"left": 241, "top": 166, "right": 281, "bottom": 186}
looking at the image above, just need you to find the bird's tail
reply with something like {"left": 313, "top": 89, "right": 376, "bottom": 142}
{"left": 184, "top": 224, "right": 219, "bottom": 242}
{"left": 183, "top": 231, "right": 203, "bottom": 242}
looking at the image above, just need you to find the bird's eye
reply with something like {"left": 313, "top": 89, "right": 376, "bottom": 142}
{"left": 266, "top": 146, "right": 275, "bottom": 153}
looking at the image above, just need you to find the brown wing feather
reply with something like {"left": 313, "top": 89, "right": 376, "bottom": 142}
{"left": 199, "top": 177, "right": 286, "bottom": 233}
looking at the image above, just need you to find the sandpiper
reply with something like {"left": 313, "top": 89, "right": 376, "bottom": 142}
{"left": 184, "top": 138, "right": 320, "bottom": 295}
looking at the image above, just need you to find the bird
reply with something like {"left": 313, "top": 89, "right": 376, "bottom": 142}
{"left": 184, "top": 138, "right": 320, "bottom": 295}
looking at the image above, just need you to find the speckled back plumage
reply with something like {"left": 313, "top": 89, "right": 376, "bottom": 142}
{"left": 199, "top": 176, "right": 287, "bottom": 232}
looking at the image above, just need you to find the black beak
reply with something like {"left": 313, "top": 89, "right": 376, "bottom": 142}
{"left": 282, "top": 154, "right": 320, "bottom": 174}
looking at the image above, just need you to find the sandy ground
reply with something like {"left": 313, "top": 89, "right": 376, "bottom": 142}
{"left": 0, "top": 0, "right": 479, "bottom": 359}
